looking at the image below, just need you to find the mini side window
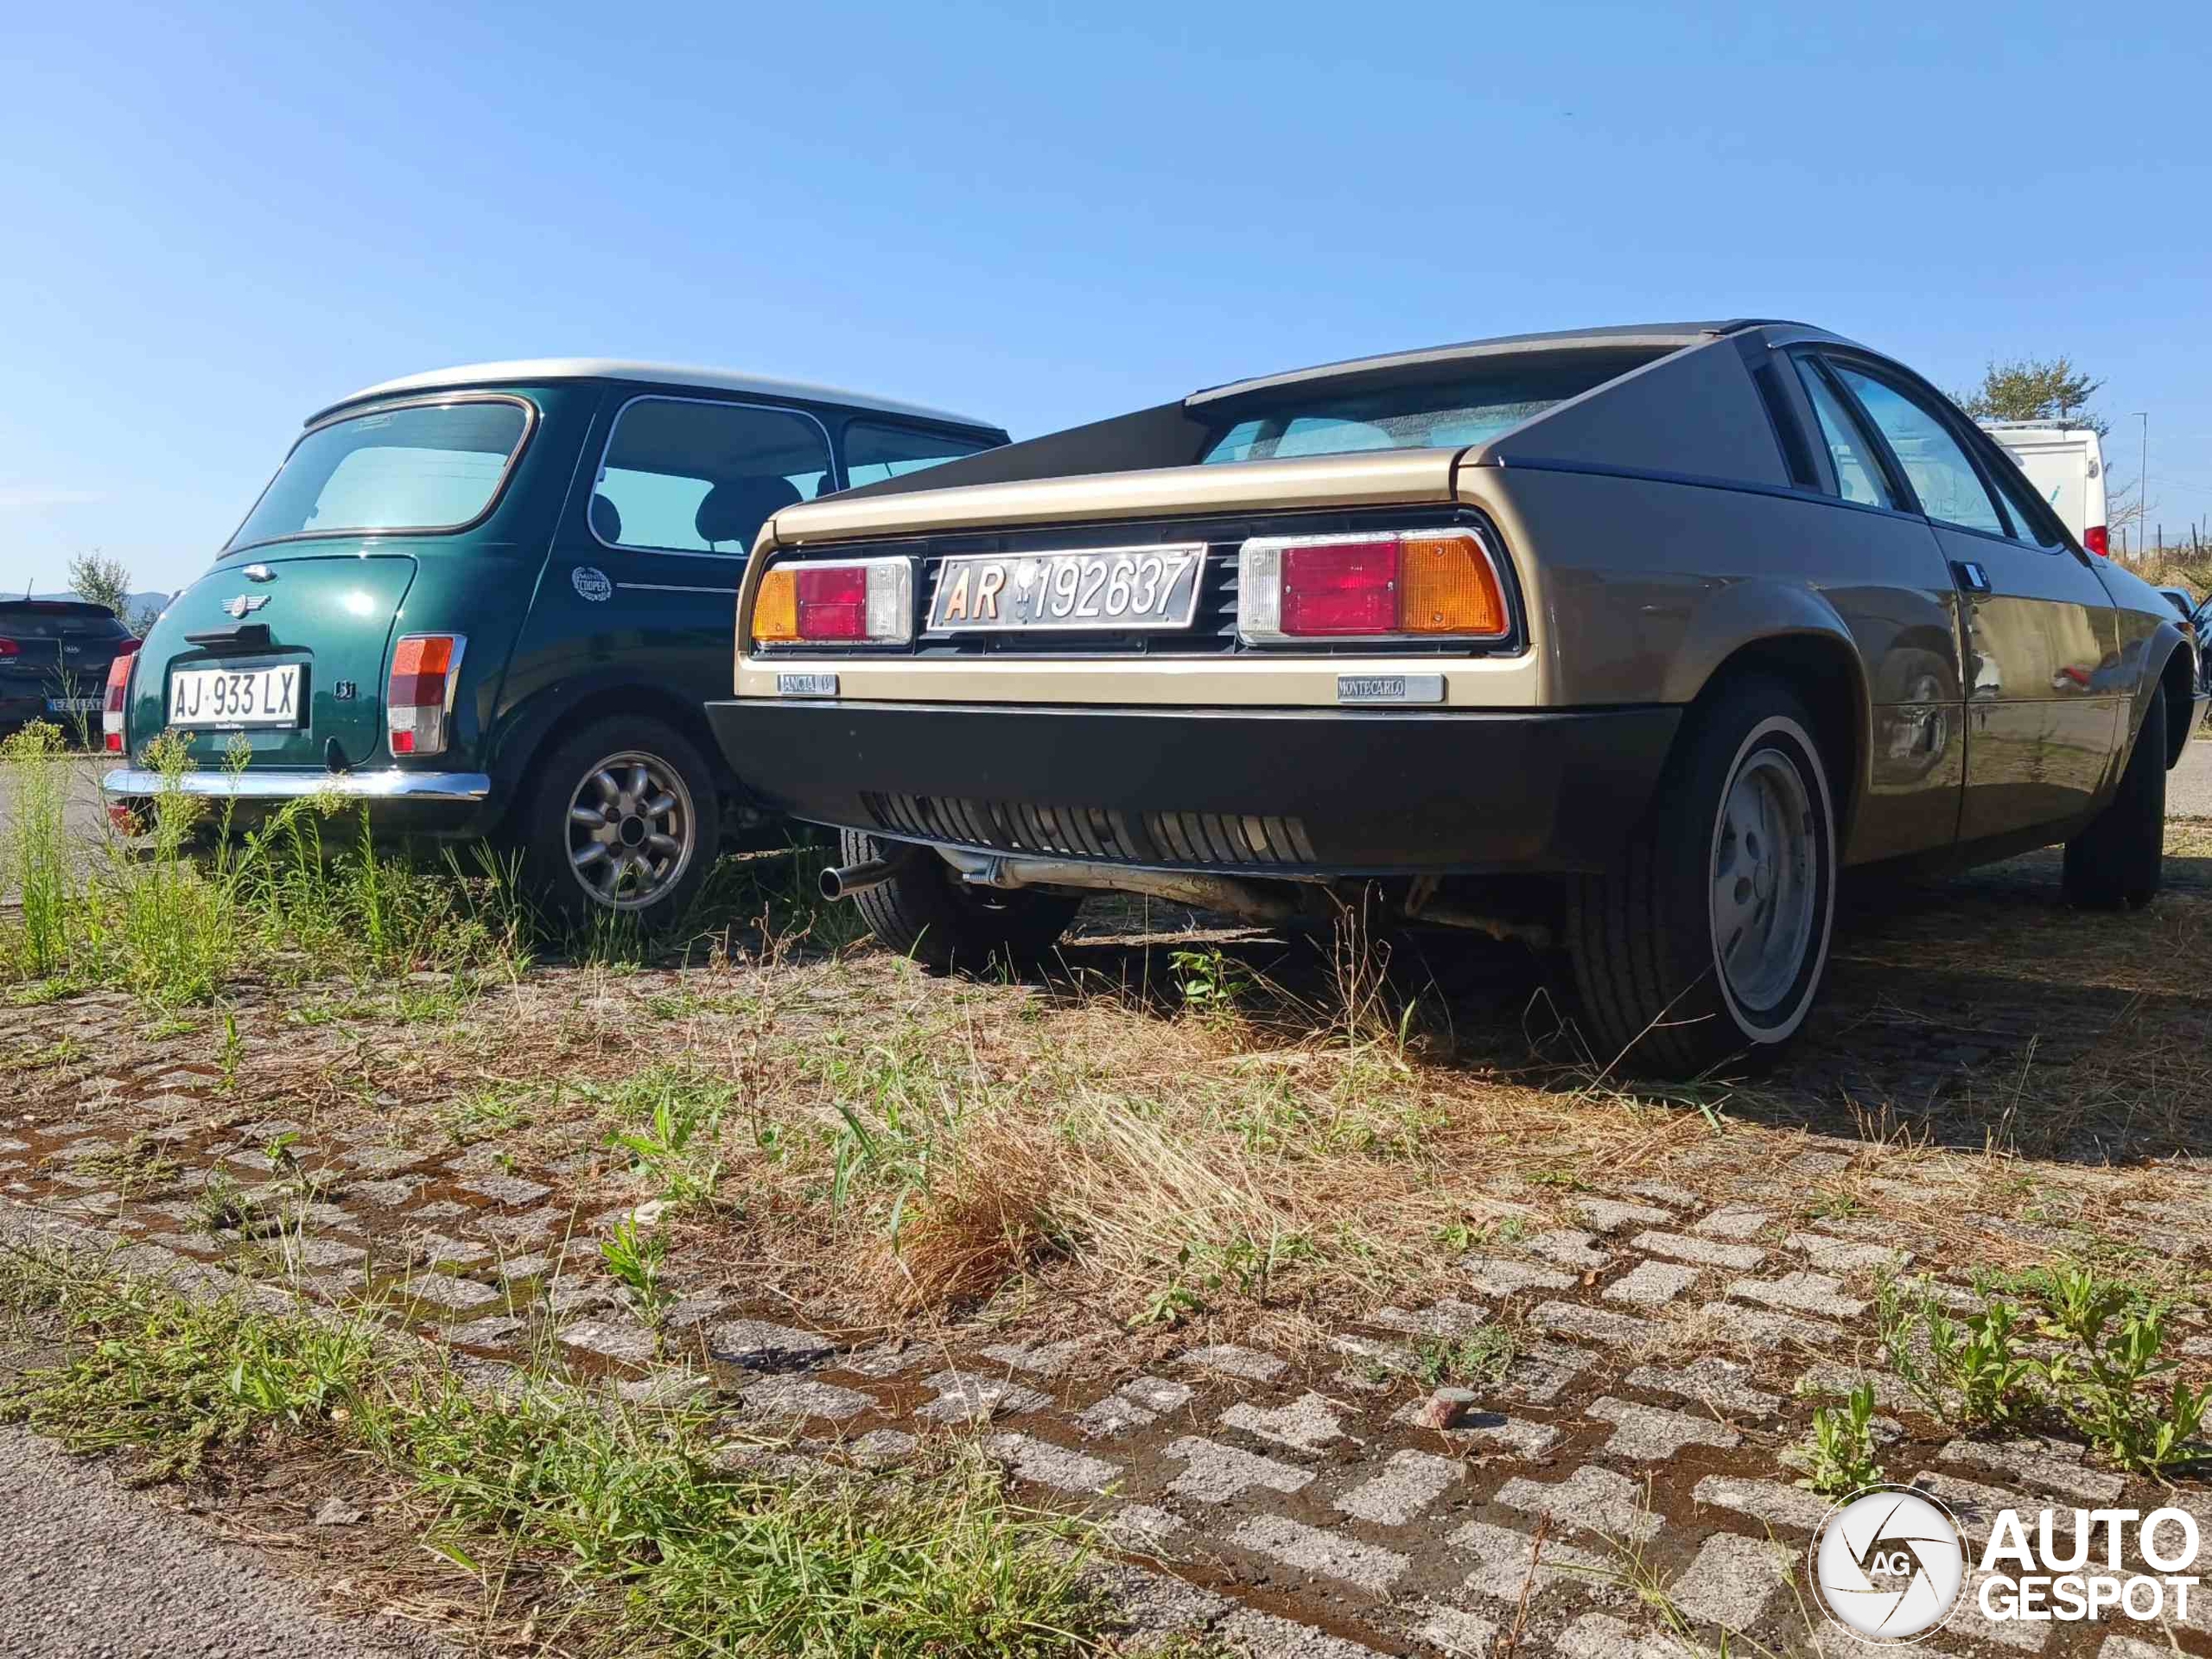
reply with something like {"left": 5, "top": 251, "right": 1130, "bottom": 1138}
{"left": 1792, "top": 360, "right": 1895, "bottom": 509}
{"left": 592, "top": 398, "right": 834, "bottom": 555}
{"left": 1827, "top": 365, "right": 2007, "bottom": 537}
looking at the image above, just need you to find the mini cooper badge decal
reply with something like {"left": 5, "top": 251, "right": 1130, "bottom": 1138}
{"left": 1338, "top": 673, "right": 1445, "bottom": 705}
{"left": 572, "top": 566, "right": 613, "bottom": 603}
{"left": 223, "top": 593, "right": 272, "bottom": 620}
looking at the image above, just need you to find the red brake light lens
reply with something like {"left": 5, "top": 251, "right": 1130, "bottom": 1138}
{"left": 750, "top": 558, "right": 914, "bottom": 646}
{"left": 797, "top": 564, "right": 869, "bottom": 640}
{"left": 387, "top": 633, "right": 466, "bottom": 758}
{"left": 102, "top": 652, "right": 135, "bottom": 753}
{"left": 2084, "top": 526, "right": 2109, "bottom": 557}
{"left": 1238, "top": 529, "right": 1510, "bottom": 645}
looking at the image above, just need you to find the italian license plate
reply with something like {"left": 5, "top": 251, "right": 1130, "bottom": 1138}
{"left": 45, "top": 696, "right": 99, "bottom": 715}
{"left": 927, "top": 544, "right": 1207, "bottom": 633}
{"left": 168, "top": 664, "right": 303, "bottom": 728}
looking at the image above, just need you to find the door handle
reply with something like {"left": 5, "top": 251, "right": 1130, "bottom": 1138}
{"left": 1951, "top": 560, "right": 1992, "bottom": 595}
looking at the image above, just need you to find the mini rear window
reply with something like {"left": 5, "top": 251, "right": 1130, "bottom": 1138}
{"left": 1198, "top": 354, "right": 1661, "bottom": 465}
{"left": 228, "top": 399, "right": 531, "bottom": 550}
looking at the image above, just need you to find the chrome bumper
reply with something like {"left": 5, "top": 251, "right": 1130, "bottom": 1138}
{"left": 100, "top": 767, "right": 492, "bottom": 803}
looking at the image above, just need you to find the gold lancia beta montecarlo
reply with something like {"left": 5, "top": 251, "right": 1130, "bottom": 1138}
{"left": 706, "top": 321, "right": 2205, "bottom": 1077}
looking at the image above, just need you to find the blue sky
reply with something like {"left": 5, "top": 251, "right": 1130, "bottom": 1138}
{"left": 4, "top": 0, "right": 2209, "bottom": 594}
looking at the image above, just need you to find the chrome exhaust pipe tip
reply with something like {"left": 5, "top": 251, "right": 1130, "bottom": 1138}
{"left": 819, "top": 856, "right": 904, "bottom": 901}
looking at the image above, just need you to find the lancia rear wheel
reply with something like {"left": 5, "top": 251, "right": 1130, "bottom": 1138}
{"left": 1567, "top": 676, "right": 1837, "bottom": 1078}
{"left": 836, "top": 829, "right": 1078, "bottom": 974}
{"left": 2063, "top": 685, "right": 2165, "bottom": 910}
{"left": 516, "top": 715, "right": 721, "bottom": 928}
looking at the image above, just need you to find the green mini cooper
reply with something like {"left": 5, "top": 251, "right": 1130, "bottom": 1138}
{"left": 101, "top": 359, "right": 1005, "bottom": 920}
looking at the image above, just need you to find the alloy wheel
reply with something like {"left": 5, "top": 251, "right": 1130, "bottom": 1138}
{"left": 564, "top": 749, "right": 696, "bottom": 912}
{"left": 1707, "top": 744, "right": 1818, "bottom": 1014}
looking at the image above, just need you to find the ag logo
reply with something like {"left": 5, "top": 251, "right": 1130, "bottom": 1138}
{"left": 571, "top": 566, "right": 613, "bottom": 603}
{"left": 1812, "top": 1486, "right": 1967, "bottom": 1643}
{"left": 223, "top": 593, "right": 271, "bottom": 620}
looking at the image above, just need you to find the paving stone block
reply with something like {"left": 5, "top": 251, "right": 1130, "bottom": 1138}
{"left": 744, "top": 1375, "right": 876, "bottom": 1421}
{"left": 1577, "top": 1198, "right": 1677, "bottom": 1233}
{"left": 1372, "top": 1297, "right": 1491, "bottom": 1338}
{"left": 1388, "top": 1402, "right": 1560, "bottom": 1457}
{"left": 1496, "top": 1465, "right": 1662, "bottom": 1541}
{"left": 1967, "top": 1569, "right": 2056, "bottom": 1650}
{"left": 409, "top": 1201, "right": 472, "bottom": 1224}
{"left": 1691, "top": 1473, "right": 1831, "bottom": 1531}
{"left": 1668, "top": 1533, "right": 1791, "bottom": 1628}
{"left": 986, "top": 1431, "right": 1121, "bottom": 1492}
{"left": 1459, "top": 1254, "right": 1577, "bottom": 1296}
{"left": 459, "top": 1173, "right": 553, "bottom": 1207}
{"left": 1727, "top": 1271, "right": 1866, "bottom": 1319}
{"left": 1503, "top": 1338, "right": 1592, "bottom": 1403}
{"left": 1630, "top": 1230, "right": 1766, "bottom": 1271}
{"left": 1557, "top": 1611, "right": 1700, "bottom": 1659}
{"left": 914, "top": 1369, "right": 1051, "bottom": 1423}
{"left": 444, "top": 1313, "right": 527, "bottom": 1346}
{"left": 845, "top": 1427, "right": 916, "bottom": 1467}
{"left": 2094, "top": 1638, "right": 2172, "bottom": 1659}
{"left": 1587, "top": 1395, "right": 1740, "bottom": 1459}
{"left": 557, "top": 1317, "right": 657, "bottom": 1363}
{"left": 1083, "top": 1559, "right": 1230, "bottom": 1635}
{"left": 617, "top": 1370, "right": 713, "bottom": 1408}
{"left": 352, "top": 1177, "right": 426, "bottom": 1208}
{"left": 1784, "top": 1230, "right": 1913, "bottom": 1273}
{"left": 1222, "top": 1390, "right": 1359, "bottom": 1453}
{"left": 1909, "top": 1471, "right": 2036, "bottom": 1545}
{"left": 707, "top": 1318, "right": 838, "bottom": 1370}
{"left": 416, "top": 1233, "right": 492, "bottom": 1268}
{"left": 1162, "top": 1436, "right": 1313, "bottom": 1503}
{"left": 663, "top": 1295, "right": 728, "bottom": 1329}
{"left": 1333, "top": 1448, "right": 1463, "bottom": 1524}
{"left": 402, "top": 1273, "right": 501, "bottom": 1312}
{"left": 1939, "top": 1436, "right": 2126, "bottom": 1503}
{"left": 344, "top": 1145, "right": 429, "bottom": 1173}
{"left": 1605, "top": 1259, "right": 1699, "bottom": 1306}
{"left": 1075, "top": 1395, "right": 1159, "bottom": 1438}
{"left": 1179, "top": 1341, "right": 1287, "bottom": 1382}
{"left": 544, "top": 1281, "right": 617, "bottom": 1314}
{"left": 1626, "top": 1181, "right": 1701, "bottom": 1210}
{"left": 1217, "top": 1608, "right": 1390, "bottom": 1659}
{"left": 1706, "top": 1300, "right": 1841, "bottom": 1350}
{"left": 1410, "top": 1603, "right": 1499, "bottom": 1657}
{"left": 1624, "top": 1357, "right": 1779, "bottom": 1416}
{"left": 1121, "top": 1375, "right": 1193, "bottom": 1413}
{"left": 1448, "top": 1519, "right": 1611, "bottom": 1599}
{"left": 264, "top": 1236, "right": 366, "bottom": 1269}
{"left": 1691, "top": 1204, "right": 1774, "bottom": 1239}
{"left": 1330, "top": 1332, "right": 1421, "bottom": 1377}
{"left": 1789, "top": 1150, "right": 1854, "bottom": 1178}
{"left": 1530, "top": 1300, "right": 1655, "bottom": 1345}
{"left": 1103, "top": 1503, "right": 1187, "bottom": 1549}
{"left": 1230, "top": 1515, "right": 1409, "bottom": 1594}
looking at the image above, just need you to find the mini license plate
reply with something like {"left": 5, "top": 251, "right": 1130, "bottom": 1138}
{"left": 927, "top": 545, "right": 1206, "bottom": 633}
{"left": 168, "top": 664, "right": 303, "bottom": 728}
{"left": 45, "top": 696, "right": 100, "bottom": 715}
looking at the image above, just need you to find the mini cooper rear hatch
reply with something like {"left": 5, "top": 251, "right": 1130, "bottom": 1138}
{"left": 102, "top": 360, "right": 1005, "bottom": 920}
{"left": 710, "top": 321, "right": 2202, "bottom": 1077}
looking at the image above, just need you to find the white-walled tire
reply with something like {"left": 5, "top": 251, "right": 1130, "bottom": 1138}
{"left": 1567, "top": 677, "right": 1838, "bottom": 1077}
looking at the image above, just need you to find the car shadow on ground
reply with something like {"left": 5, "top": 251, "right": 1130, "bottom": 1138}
{"left": 1040, "top": 851, "right": 2212, "bottom": 1166}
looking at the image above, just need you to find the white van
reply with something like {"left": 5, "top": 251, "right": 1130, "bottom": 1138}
{"left": 1980, "top": 421, "right": 2109, "bottom": 556}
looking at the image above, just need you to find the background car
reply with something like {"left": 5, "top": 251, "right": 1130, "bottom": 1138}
{"left": 1, "top": 600, "right": 139, "bottom": 741}
{"left": 708, "top": 320, "right": 2204, "bottom": 1077}
{"left": 100, "top": 360, "right": 1007, "bottom": 923}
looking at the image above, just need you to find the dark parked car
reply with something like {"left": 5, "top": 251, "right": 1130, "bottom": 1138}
{"left": 708, "top": 320, "right": 2206, "bottom": 1077}
{"left": 100, "top": 360, "right": 1007, "bottom": 921}
{"left": 1, "top": 601, "right": 140, "bottom": 738}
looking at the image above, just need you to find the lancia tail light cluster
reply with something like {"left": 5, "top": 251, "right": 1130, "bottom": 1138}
{"left": 1236, "top": 528, "right": 1510, "bottom": 645}
{"left": 102, "top": 651, "right": 137, "bottom": 753}
{"left": 752, "top": 559, "right": 914, "bottom": 646}
{"left": 387, "top": 633, "right": 466, "bottom": 757}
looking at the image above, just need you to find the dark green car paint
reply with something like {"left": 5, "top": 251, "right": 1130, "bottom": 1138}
{"left": 116, "top": 373, "right": 1006, "bottom": 841}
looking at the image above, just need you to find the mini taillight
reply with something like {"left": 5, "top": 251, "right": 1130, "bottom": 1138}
{"left": 2085, "top": 526, "right": 2109, "bottom": 557}
{"left": 102, "top": 652, "right": 134, "bottom": 753}
{"left": 1238, "top": 529, "right": 1510, "bottom": 645}
{"left": 752, "top": 559, "right": 913, "bottom": 646}
{"left": 387, "top": 633, "right": 466, "bottom": 757}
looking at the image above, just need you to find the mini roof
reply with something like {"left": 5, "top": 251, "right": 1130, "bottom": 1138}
{"left": 311, "top": 359, "right": 1001, "bottom": 430}
{"left": 1186, "top": 320, "right": 1813, "bottom": 406}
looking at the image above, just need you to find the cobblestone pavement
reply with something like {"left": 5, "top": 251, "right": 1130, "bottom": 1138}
{"left": 3, "top": 1014, "right": 2206, "bottom": 1659}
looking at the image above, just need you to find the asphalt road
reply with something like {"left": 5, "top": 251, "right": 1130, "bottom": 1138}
{"left": 2170, "top": 729, "right": 2212, "bottom": 816}
{"left": 0, "top": 1423, "right": 452, "bottom": 1659}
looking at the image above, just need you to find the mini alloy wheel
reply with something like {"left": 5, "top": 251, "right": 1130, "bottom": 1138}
{"left": 564, "top": 748, "right": 698, "bottom": 912}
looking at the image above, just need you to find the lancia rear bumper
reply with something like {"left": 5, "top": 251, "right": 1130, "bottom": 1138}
{"left": 706, "top": 699, "right": 1681, "bottom": 876}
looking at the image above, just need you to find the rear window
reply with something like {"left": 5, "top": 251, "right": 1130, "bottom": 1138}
{"left": 0, "top": 607, "right": 126, "bottom": 639}
{"left": 844, "top": 422, "right": 998, "bottom": 488}
{"left": 228, "top": 399, "right": 531, "bottom": 550}
{"left": 1198, "top": 355, "right": 1658, "bottom": 465}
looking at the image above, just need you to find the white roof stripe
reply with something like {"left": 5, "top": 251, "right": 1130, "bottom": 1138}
{"left": 311, "top": 359, "right": 1000, "bottom": 430}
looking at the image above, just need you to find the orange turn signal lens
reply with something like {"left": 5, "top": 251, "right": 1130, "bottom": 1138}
{"left": 1398, "top": 534, "right": 1507, "bottom": 635}
{"left": 753, "top": 567, "right": 799, "bottom": 644}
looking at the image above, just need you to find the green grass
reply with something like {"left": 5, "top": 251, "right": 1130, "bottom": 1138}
{"left": 0, "top": 1249, "right": 1114, "bottom": 1657}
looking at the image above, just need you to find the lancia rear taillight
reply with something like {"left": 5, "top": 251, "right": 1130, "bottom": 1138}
{"left": 1237, "top": 529, "right": 1510, "bottom": 645}
{"left": 102, "top": 652, "right": 134, "bottom": 753}
{"left": 751, "top": 559, "right": 913, "bottom": 646}
{"left": 387, "top": 633, "right": 466, "bottom": 757}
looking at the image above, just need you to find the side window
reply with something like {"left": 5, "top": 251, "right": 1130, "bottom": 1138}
{"left": 843, "top": 422, "right": 996, "bottom": 488}
{"left": 1792, "top": 359, "right": 1895, "bottom": 509}
{"left": 1827, "top": 365, "right": 2006, "bottom": 536}
{"left": 1979, "top": 445, "right": 2063, "bottom": 549}
{"left": 592, "top": 399, "right": 834, "bottom": 555}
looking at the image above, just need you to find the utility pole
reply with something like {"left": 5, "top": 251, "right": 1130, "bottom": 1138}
{"left": 2135, "top": 412, "right": 2149, "bottom": 564}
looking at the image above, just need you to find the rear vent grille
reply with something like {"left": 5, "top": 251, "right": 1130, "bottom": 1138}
{"left": 861, "top": 792, "right": 1316, "bottom": 868}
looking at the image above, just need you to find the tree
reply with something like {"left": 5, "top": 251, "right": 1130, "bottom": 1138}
{"left": 1951, "top": 356, "right": 2107, "bottom": 435}
{"left": 63, "top": 550, "right": 154, "bottom": 635}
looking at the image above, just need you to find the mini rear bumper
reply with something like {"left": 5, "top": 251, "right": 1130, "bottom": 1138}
{"left": 706, "top": 698, "right": 1681, "bottom": 876}
{"left": 99, "top": 766, "right": 493, "bottom": 836}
